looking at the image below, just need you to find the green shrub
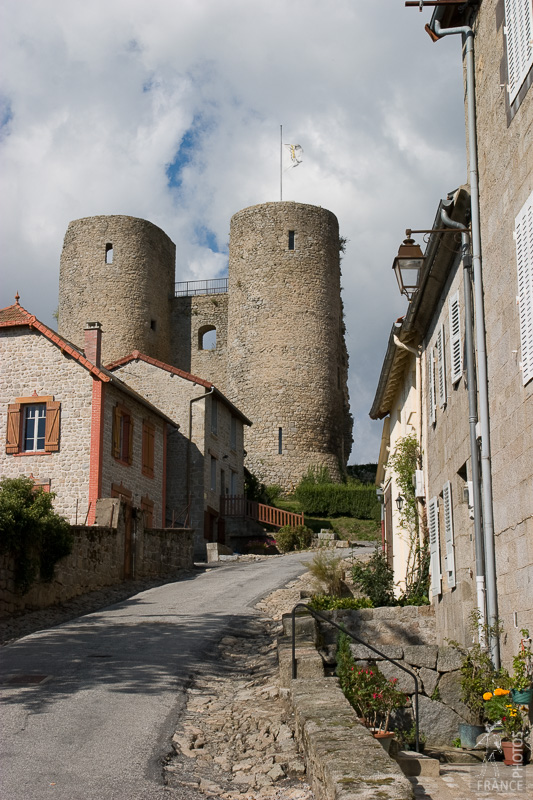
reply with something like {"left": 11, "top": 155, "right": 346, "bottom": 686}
{"left": 299, "top": 465, "right": 332, "bottom": 486}
{"left": 275, "top": 524, "right": 313, "bottom": 553}
{"left": 0, "top": 477, "right": 73, "bottom": 593}
{"left": 294, "top": 482, "right": 380, "bottom": 520}
{"left": 352, "top": 548, "right": 395, "bottom": 607}
{"left": 264, "top": 484, "right": 283, "bottom": 504}
{"left": 308, "top": 595, "right": 373, "bottom": 611}
{"left": 307, "top": 551, "right": 344, "bottom": 596}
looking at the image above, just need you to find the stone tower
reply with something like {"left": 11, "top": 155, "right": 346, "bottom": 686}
{"left": 227, "top": 201, "right": 351, "bottom": 489}
{"left": 58, "top": 215, "right": 175, "bottom": 364}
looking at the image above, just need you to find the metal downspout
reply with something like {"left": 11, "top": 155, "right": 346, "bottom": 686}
{"left": 440, "top": 207, "right": 485, "bottom": 627}
{"left": 431, "top": 18, "right": 499, "bottom": 666}
{"left": 187, "top": 387, "right": 215, "bottom": 528}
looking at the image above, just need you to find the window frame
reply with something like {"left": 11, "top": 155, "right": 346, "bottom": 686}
{"left": 142, "top": 420, "right": 155, "bottom": 478}
{"left": 112, "top": 403, "right": 133, "bottom": 465}
{"left": 5, "top": 396, "right": 61, "bottom": 455}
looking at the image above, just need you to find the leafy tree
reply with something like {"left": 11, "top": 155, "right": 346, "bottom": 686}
{"left": 0, "top": 477, "right": 73, "bottom": 593}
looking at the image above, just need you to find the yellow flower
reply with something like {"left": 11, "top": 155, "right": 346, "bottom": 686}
{"left": 494, "top": 687, "right": 509, "bottom": 696}
{"left": 483, "top": 692, "right": 493, "bottom": 700}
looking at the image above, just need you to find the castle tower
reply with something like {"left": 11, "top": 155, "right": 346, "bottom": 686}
{"left": 227, "top": 201, "right": 352, "bottom": 490}
{"left": 58, "top": 215, "right": 175, "bottom": 365}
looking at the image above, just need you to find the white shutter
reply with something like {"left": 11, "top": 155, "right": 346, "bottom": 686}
{"left": 436, "top": 324, "right": 447, "bottom": 408}
{"left": 505, "top": 0, "right": 533, "bottom": 104}
{"left": 515, "top": 191, "right": 533, "bottom": 385}
{"left": 428, "top": 350, "right": 436, "bottom": 425}
{"left": 449, "top": 292, "right": 463, "bottom": 384}
{"left": 428, "top": 496, "right": 441, "bottom": 597}
{"left": 415, "top": 469, "right": 425, "bottom": 499}
{"left": 442, "top": 481, "right": 456, "bottom": 589}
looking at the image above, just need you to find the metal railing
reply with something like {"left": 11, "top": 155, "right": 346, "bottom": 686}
{"left": 290, "top": 603, "right": 420, "bottom": 752}
{"left": 220, "top": 495, "right": 305, "bottom": 529}
{"left": 175, "top": 278, "right": 228, "bottom": 297}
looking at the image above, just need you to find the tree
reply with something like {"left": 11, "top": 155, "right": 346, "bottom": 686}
{"left": 0, "top": 477, "right": 73, "bottom": 593}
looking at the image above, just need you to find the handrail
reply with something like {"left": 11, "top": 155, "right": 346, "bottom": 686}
{"left": 175, "top": 278, "right": 228, "bottom": 297}
{"left": 290, "top": 602, "right": 420, "bottom": 753}
{"left": 220, "top": 495, "right": 304, "bottom": 529}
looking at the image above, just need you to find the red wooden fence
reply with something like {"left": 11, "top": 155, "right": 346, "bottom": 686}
{"left": 220, "top": 495, "right": 304, "bottom": 529}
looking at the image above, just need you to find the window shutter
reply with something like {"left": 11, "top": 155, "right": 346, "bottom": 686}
{"left": 142, "top": 421, "right": 155, "bottom": 478}
{"left": 428, "top": 496, "right": 441, "bottom": 597}
{"left": 112, "top": 406, "right": 121, "bottom": 459}
{"left": 436, "top": 324, "right": 447, "bottom": 408}
{"left": 44, "top": 401, "right": 61, "bottom": 452}
{"left": 449, "top": 292, "right": 463, "bottom": 384}
{"left": 442, "top": 481, "right": 456, "bottom": 589}
{"left": 515, "top": 191, "right": 533, "bottom": 385}
{"left": 428, "top": 351, "right": 436, "bottom": 425}
{"left": 505, "top": 0, "right": 533, "bottom": 104}
{"left": 127, "top": 416, "right": 134, "bottom": 465}
{"left": 6, "top": 403, "right": 21, "bottom": 454}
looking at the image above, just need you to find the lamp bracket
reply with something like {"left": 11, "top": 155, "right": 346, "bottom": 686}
{"left": 405, "top": 227, "right": 471, "bottom": 237}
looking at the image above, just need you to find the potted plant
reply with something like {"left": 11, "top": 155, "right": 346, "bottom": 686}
{"left": 510, "top": 629, "right": 533, "bottom": 705}
{"left": 482, "top": 688, "right": 529, "bottom": 765}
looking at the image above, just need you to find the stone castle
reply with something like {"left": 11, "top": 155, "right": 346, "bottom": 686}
{"left": 58, "top": 201, "right": 352, "bottom": 490}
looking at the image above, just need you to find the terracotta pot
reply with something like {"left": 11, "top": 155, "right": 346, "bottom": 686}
{"left": 501, "top": 739, "right": 525, "bottom": 766}
{"left": 372, "top": 731, "right": 395, "bottom": 754}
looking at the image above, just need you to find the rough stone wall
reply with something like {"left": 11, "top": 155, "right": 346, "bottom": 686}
{"left": 0, "top": 327, "right": 93, "bottom": 523}
{"left": 59, "top": 215, "right": 175, "bottom": 365}
{"left": 100, "top": 383, "right": 166, "bottom": 527}
{"left": 134, "top": 527, "right": 194, "bottom": 578}
{"left": 171, "top": 293, "right": 229, "bottom": 394}
{"left": 422, "top": 254, "right": 479, "bottom": 651}
{"left": 227, "top": 202, "right": 351, "bottom": 491}
{"left": 469, "top": 0, "right": 533, "bottom": 666}
{"left": 108, "top": 359, "right": 245, "bottom": 557}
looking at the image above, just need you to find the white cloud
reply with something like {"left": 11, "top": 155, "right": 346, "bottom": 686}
{"left": 0, "top": 0, "right": 468, "bottom": 463}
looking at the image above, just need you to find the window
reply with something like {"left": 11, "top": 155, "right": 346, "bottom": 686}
{"left": 448, "top": 292, "right": 463, "bottom": 384}
{"left": 5, "top": 396, "right": 60, "bottom": 454}
{"left": 142, "top": 420, "right": 155, "bottom": 478}
{"left": 278, "top": 427, "right": 283, "bottom": 454}
{"left": 442, "top": 481, "right": 456, "bottom": 589}
{"left": 211, "top": 398, "right": 218, "bottom": 435}
{"left": 436, "top": 324, "right": 447, "bottom": 408}
{"left": 428, "top": 351, "right": 436, "bottom": 426}
{"left": 230, "top": 416, "right": 237, "bottom": 450}
{"left": 150, "top": 319, "right": 157, "bottom": 331}
{"left": 505, "top": 0, "right": 533, "bottom": 105}
{"left": 288, "top": 230, "right": 295, "bottom": 250}
{"left": 198, "top": 325, "right": 216, "bottom": 351}
{"left": 230, "top": 470, "right": 237, "bottom": 495}
{"left": 428, "top": 496, "right": 442, "bottom": 597}
{"left": 515, "top": 190, "right": 533, "bottom": 385}
{"left": 141, "top": 495, "right": 154, "bottom": 527}
{"left": 112, "top": 404, "right": 133, "bottom": 465}
{"left": 105, "top": 243, "right": 114, "bottom": 264}
{"left": 210, "top": 456, "right": 217, "bottom": 492}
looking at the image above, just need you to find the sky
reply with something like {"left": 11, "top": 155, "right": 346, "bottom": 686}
{"left": 0, "top": 0, "right": 467, "bottom": 464}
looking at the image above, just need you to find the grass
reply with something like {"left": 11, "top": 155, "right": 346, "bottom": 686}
{"left": 273, "top": 496, "right": 380, "bottom": 542}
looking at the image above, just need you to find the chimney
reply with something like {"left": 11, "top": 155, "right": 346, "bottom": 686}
{"left": 84, "top": 322, "right": 102, "bottom": 367}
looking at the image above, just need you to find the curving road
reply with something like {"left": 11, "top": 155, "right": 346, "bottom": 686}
{"left": 0, "top": 553, "right": 314, "bottom": 800}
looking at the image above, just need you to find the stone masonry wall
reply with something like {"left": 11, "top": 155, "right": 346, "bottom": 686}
{"left": 171, "top": 293, "right": 229, "bottom": 394}
{"left": 0, "top": 328, "right": 93, "bottom": 523}
{"left": 227, "top": 202, "right": 351, "bottom": 491}
{"left": 59, "top": 215, "right": 175, "bottom": 365}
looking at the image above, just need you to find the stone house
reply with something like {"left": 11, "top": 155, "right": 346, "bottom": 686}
{"left": 371, "top": 0, "right": 532, "bottom": 667}
{"left": 0, "top": 300, "right": 178, "bottom": 531}
{"left": 105, "top": 351, "right": 251, "bottom": 558}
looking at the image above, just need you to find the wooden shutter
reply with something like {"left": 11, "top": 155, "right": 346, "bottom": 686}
{"left": 428, "top": 351, "right": 436, "bottom": 425}
{"left": 505, "top": 0, "right": 533, "bottom": 104}
{"left": 428, "top": 496, "right": 442, "bottom": 597}
{"left": 127, "top": 415, "right": 133, "bottom": 465}
{"left": 112, "top": 405, "right": 121, "bottom": 459}
{"left": 436, "top": 325, "right": 447, "bottom": 408}
{"left": 142, "top": 421, "right": 155, "bottom": 478}
{"left": 6, "top": 403, "right": 21, "bottom": 453}
{"left": 449, "top": 292, "right": 463, "bottom": 384}
{"left": 442, "top": 481, "right": 456, "bottom": 589}
{"left": 516, "top": 191, "right": 533, "bottom": 385}
{"left": 44, "top": 401, "right": 61, "bottom": 452}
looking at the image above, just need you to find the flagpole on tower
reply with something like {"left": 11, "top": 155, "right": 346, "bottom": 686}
{"left": 280, "top": 125, "right": 283, "bottom": 202}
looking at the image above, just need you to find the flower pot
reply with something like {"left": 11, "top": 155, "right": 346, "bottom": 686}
{"left": 459, "top": 723, "right": 485, "bottom": 749}
{"left": 372, "top": 731, "right": 395, "bottom": 754}
{"left": 501, "top": 739, "right": 525, "bottom": 766}
{"left": 510, "top": 686, "right": 533, "bottom": 705}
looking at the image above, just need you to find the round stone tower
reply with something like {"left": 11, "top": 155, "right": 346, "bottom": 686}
{"left": 58, "top": 215, "right": 175, "bottom": 365}
{"left": 227, "top": 201, "right": 351, "bottom": 490}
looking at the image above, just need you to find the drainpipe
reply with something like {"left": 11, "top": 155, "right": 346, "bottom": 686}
{"left": 440, "top": 205, "right": 485, "bottom": 630}
{"left": 429, "top": 15, "right": 499, "bottom": 667}
{"left": 187, "top": 387, "right": 215, "bottom": 527}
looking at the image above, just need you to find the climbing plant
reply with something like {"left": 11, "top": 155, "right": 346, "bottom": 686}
{"left": 387, "top": 435, "right": 429, "bottom": 604}
{"left": 0, "top": 477, "right": 73, "bottom": 593}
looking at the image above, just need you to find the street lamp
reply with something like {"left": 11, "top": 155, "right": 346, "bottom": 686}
{"left": 392, "top": 236, "right": 425, "bottom": 300}
{"left": 396, "top": 494, "right": 404, "bottom": 512}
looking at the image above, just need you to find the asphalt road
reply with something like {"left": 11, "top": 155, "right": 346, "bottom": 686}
{"left": 0, "top": 553, "right": 315, "bottom": 800}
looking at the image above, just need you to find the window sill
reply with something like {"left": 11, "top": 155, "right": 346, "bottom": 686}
{"left": 142, "top": 470, "right": 155, "bottom": 479}
{"left": 113, "top": 457, "right": 132, "bottom": 467}
{"left": 12, "top": 451, "right": 53, "bottom": 457}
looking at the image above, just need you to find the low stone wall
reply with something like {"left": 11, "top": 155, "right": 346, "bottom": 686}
{"left": 0, "top": 519, "right": 194, "bottom": 617}
{"left": 317, "top": 606, "right": 437, "bottom": 649}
